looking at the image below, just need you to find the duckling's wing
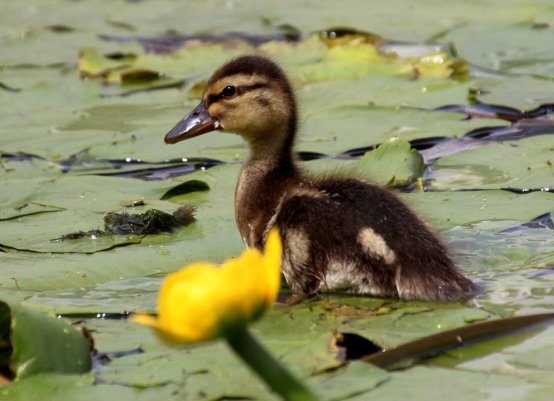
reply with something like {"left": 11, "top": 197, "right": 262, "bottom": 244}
{"left": 273, "top": 178, "right": 478, "bottom": 301}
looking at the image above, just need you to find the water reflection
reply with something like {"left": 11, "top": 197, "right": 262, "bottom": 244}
{"left": 447, "top": 221, "right": 554, "bottom": 313}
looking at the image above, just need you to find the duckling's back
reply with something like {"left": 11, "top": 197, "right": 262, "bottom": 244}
{"left": 274, "top": 177, "right": 478, "bottom": 301}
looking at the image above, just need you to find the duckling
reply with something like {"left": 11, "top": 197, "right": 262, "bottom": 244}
{"left": 164, "top": 55, "right": 478, "bottom": 301}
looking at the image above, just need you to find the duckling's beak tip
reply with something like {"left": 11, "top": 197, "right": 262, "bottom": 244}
{"left": 164, "top": 134, "right": 179, "bottom": 144}
{"left": 164, "top": 102, "right": 218, "bottom": 144}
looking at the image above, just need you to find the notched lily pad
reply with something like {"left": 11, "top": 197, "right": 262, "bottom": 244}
{"left": 334, "top": 332, "right": 384, "bottom": 361}
{"left": 0, "top": 301, "right": 91, "bottom": 382}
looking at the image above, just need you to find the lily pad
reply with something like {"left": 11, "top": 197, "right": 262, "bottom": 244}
{"left": 354, "top": 140, "right": 424, "bottom": 186}
{"left": 347, "top": 365, "right": 554, "bottom": 401}
{"left": 0, "top": 301, "right": 91, "bottom": 380}
{"left": 0, "top": 373, "right": 183, "bottom": 401}
{"left": 311, "top": 361, "right": 389, "bottom": 401}
{"left": 404, "top": 189, "right": 554, "bottom": 230}
{"left": 430, "top": 135, "right": 554, "bottom": 190}
{"left": 0, "top": 166, "right": 243, "bottom": 295}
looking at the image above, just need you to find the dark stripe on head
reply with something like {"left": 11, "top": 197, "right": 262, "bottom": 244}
{"left": 206, "top": 82, "right": 268, "bottom": 106}
{"left": 207, "top": 55, "right": 298, "bottom": 148}
{"left": 208, "top": 55, "right": 294, "bottom": 102}
{"left": 236, "top": 82, "right": 267, "bottom": 95}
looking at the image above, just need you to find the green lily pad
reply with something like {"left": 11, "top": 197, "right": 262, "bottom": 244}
{"left": 338, "top": 304, "right": 492, "bottom": 348}
{"left": 442, "top": 19, "right": 554, "bottom": 78}
{"left": 78, "top": 48, "right": 129, "bottom": 79}
{"left": 311, "top": 361, "right": 389, "bottom": 401}
{"left": 0, "top": 166, "right": 243, "bottom": 295}
{"left": 0, "top": 202, "right": 65, "bottom": 222}
{"left": 347, "top": 365, "right": 554, "bottom": 401}
{"left": 506, "top": 326, "right": 554, "bottom": 370}
{"left": 0, "top": 301, "right": 91, "bottom": 381}
{"left": 296, "top": 105, "right": 507, "bottom": 157}
{"left": 475, "top": 74, "right": 554, "bottom": 109}
{"left": 22, "top": 277, "right": 161, "bottom": 315}
{"left": 367, "top": 312, "right": 554, "bottom": 370}
{"left": 79, "top": 308, "right": 390, "bottom": 401}
{"left": 404, "top": 189, "right": 554, "bottom": 230}
{"left": 0, "top": 372, "right": 183, "bottom": 401}
{"left": 430, "top": 136, "right": 554, "bottom": 190}
{"left": 354, "top": 140, "right": 424, "bottom": 186}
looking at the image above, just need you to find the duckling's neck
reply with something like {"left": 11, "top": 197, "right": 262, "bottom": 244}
{"left": 235, "top": 125, "right": 299, "bottom": 249}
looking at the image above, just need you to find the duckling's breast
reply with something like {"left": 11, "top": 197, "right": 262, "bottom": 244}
{"left": 321, "top": 260, "right": 385, "bottom": 294}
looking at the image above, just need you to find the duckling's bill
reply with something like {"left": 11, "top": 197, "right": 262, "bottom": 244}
{"left": 165, "top": 102, "right": 220, "bottom": 144}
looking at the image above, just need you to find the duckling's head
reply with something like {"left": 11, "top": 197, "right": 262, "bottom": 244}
{"left": 165, "top": 55, "right": 297, "bottom": 149}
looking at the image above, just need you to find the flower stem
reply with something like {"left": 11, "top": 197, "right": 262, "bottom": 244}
{"left": 226, "top": 328, "right": 318, "bottom": 401}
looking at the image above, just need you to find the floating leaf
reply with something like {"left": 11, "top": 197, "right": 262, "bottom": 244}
{"left": 354, "top": 140, "right": 424, "bottom": 186}
{"left": 0, "top": 373, "right": 180, "bottom": 401}
{"left": 365, "top": 312, "right": 554, "bottom": 369}
{"left": 78, "top": 48, "right": 128, "bottom": 79}
{"left": 410, "top": 52, "right": 469, "bottom": 79}
{"left": 0, "top": 301, "right": 91, "bottom": 381}
{"left": 430, "top": 136, "right": 554, "bottom": 191}
{"left": 310, "top": 361, "right": 389, "bottom": 401}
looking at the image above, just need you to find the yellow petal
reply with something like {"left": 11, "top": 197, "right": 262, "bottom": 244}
{"left": 129, "top": 313, "right": 159, "bottom": 328}
{"left": 132, "top": 230, "right": 284, "bottom": 344}
{"left": 262, "top": 228, "right": 283, "bottom": 306}
{"left": 159, "top": 264, "right": 225, "bottom": 341}
{"left": 221, "top": 249, "right": 266, "bottom": 320}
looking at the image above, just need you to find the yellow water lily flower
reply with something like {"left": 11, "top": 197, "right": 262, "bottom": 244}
{"left": 132, "top": 228, "right": 282, "bottom": 343}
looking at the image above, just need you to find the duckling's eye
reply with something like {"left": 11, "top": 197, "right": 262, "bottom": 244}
{"left": 220, "top": 86, "right": 237, "bottom": 98}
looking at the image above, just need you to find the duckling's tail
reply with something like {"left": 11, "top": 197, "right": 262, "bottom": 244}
{"left": 395, "top": 264, "right": 480, "bottom": 302}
